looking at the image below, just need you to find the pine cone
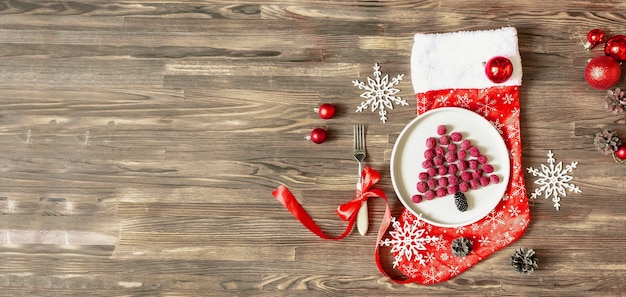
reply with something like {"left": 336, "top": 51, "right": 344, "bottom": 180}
{"left": 510, "top": 247, "right": 538, "bottom": 275}
{"left": 605, "top": 88, "right": 626, "bottom": 114}
{"left": 451, "top": 237, "right": 472, "bottom": 257}
{"left": 594, "top": 129, "right": 622, "bottom": 155}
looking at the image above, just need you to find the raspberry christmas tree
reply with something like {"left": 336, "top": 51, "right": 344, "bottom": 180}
{"left": 412, "top": 125, "right": 501, "bottom": 211}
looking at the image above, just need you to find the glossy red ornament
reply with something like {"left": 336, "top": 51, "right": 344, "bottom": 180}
{"left": 316, "top": 103, "right": 336, "bottom": 119}
{"left": 615, "top": 144, "right": 626, "bottom": 160}
{"left": 604, "top": 35, "right": 626, "bottom": 62}
{"left": 584, "top": 55, "right": 622, "bottom": 90}
{"left": 485, "top": 56, "right": 513, "bottom": 83}
{"left": 585, "top": 29, "right": 605, "bottom": 50}
{"left": 309, "top": 128, "right": 327, "bottom": 144}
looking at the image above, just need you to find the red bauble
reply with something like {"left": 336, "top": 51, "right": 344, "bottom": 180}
{"left": 585, "top": 29, "right": 605, "bottom": 50}
{"left": 604, "top": 35, "right": 626, "bottom": 62}
{"left": 309, "top": 128, "right": 327, "bottom": 144}
{"left": 317, "top": 103, "right": 336, "bottom": 119}
{"left": 615, "top": 145, "right": 626, "bottom": 160}
{"left": 485, "top": 56, "right": 513, "bottom": 83}
{"left": 584, "top": 56, "right": 621, "bottom": 90}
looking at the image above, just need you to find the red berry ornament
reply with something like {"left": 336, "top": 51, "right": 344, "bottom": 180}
{"left": 309, "top": 128, "right": 327, "bottom": 144}
{"left": 584, "top": 55, "right": 621, "bottom": 90}
{"left": 605, "top": 35, "right": 626, "bottom": 62}
{"left": 585, "top": 29, "right": 605, "bottom": 50}
{"left": 485, "top": 56, "right": 513, "bottom": 84}
{"left": 316, "top": 103, "right": 336, "bottom": 119}
{"left": 615, "top": 144, "right": 626, "bottom": 160}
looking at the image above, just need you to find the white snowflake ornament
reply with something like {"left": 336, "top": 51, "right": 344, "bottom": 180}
{"left": 526, "top": 150, "right": 581, "bottom": 210}
{"left": 379, "top": 215, "right": 438, "bottom": 268}
{"left": 353, "top": 63, "right": 407, "bottom": 123}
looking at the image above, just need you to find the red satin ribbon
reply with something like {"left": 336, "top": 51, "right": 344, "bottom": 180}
{"left": 272, "top": 166, "right": 412, "bottom": 283}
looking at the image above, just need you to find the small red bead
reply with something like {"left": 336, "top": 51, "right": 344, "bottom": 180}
{"left": 309, "top": 128, "right": 327, "bottom": 144}
{"left": 317, "top": 103, "right": 336, "bottom": 119}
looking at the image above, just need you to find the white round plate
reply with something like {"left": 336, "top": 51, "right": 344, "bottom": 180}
{"left": 390, "top": 107, "right": 510, "bottom": 228}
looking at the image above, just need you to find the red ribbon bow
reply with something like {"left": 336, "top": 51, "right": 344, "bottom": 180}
{"left": 272, "top": 166, "right": 389, "bottom": 240}
{"left": 272, "top": 167, "right": 410, "bottom": 283}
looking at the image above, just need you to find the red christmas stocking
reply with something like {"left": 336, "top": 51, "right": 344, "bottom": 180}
{"left": 384, "top": 27, "right": 529, "bottom": 284}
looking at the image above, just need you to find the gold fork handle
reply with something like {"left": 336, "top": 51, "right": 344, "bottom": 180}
{"left": 356, "top": 163, "right": 368, "bottom": 236}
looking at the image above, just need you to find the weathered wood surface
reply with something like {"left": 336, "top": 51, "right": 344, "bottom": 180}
{"left": 0, "top": 1, "right": 625, "bottom": 296}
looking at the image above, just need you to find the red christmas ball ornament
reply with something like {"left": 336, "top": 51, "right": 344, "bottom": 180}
{"left": 485, "top": 56, "right": 513, "bottom": 84}
{"left": 605, "top": 35, "right": 626, "bottom": 62}
{"left": 308, "top": 128, "right": 327, "bottom": 144}
{"left": 584, "top": 29, "right": 605, "bottom": 50}
{"left": 584, "top": 55, "right": 621, "bottom": 90}
{"left": 615, "top": 144, "right": 626, "bottom": 160}
{"left": 316, "top": 103, "right": 336, "bottom": 119}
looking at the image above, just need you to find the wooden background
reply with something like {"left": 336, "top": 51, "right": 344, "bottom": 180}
{"left": 1, "top": 1, "right": 625, "bottom": 296}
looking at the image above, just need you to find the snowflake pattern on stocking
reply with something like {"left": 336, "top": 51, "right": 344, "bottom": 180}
{"left": 380, "top": 215, "right": 439, "bottom": 268}
{"left": 526, "top": 150, "right": 581, "bottom": 210}
{"left": 353, "top": 63, "right": 407, "bottom": 123}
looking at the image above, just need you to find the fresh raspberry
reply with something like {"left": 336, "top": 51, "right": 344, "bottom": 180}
{"left": 458, "top": 160, "right": 468, "bottom": 171}
{"left": 427, "top": 167, "right": 437, "bottom": 177}
{"left": 448, "top": 175, "right": 459, "bottom": 186}
{"left": 425, "top": 190, "right": 436, "bottom": 200}
{"left": 472, "top": 169, "right": 483, "bottom": 179}
{"left": 459, "top": 181, "right": 469, "bottom": 193}
{"left": 435, "top": 146, "right": 445, "bottom": 156}
{"left": 436, "top": 187, "right": 447, "bottom": 197}
{"left": 416, "top": 181, "right": 428, "bottom": 193}
{"left": 477, "top": 155, "right": 488, "bottom": 164}
{"left": 461, "top": 171, "right": 472, "bottom": 181}
{"left": 412, "top": 194, "right": 423, "bottom": 203}
{"left": 480, "top": 176, "right": 490, "bottom": 187}
{"left": 483, "top": 164, "right": 494, "bottom": 173}
{"left": 469, "top": 146, "right": 480, "bottom": 157}
{"left": 424, "top": 149, "right": 435, "bottom": 160}
{"left": 457, "top": 150, "right": 467, "bottom": 160}
{"left": 422, "top": 159, "right": 433, "bottom": 169}
{"left": 427, "top": 178, "right": 437, "bottom": 189}
{"left": 419, "top": 172, "right": 429, "bottom": 181}
{"left": 469, "top": 179, "right": 480, "bottom": 190}
{"left": 439, "top": 135, "right": 450, "bottom": 145}
{"left": 461, "top": 139, "right": 471, "bottom": 150}
{"left": 426, "top": 137, "right": 437, "bottom": 149}
{"left": 490, "top": 174, "right": 500, "bottom": 184}
{"left": 450, "top": 131, "right": 463, "bottom": 142}
{"left": 445, "top": 151, "right": 457, "bottom": 163}
{"left": 447, "top": 143, "right": 457, "bottom": 152}
{"left": 437, "top": 166, "right": 447, "bottom": 176}
{"left": 437, "top": 125, "right": 447, "bottom": 135}
{"left": 447, "top": 185, "right": 458, "bottom": 195}
{"left": 468, "top": 159, "right": 479, "bottom": 170}
{"left": 438, "top": 177, "right": 448, "bottom": 188}
{"left": 433, "top": 156, "right": 444, "bottom": 166}
{"left": 448, "top": 164, "right": 458, "bottom": 175}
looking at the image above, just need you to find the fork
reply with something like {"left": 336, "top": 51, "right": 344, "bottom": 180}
{"left": 353, "top": 124, "right": 368, "bottom": 236}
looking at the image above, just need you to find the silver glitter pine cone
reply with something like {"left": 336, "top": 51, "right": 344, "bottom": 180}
{"left": 510, "top": 247, "right": 538, "bottom": 275}
{"left": 451, "top": 237, "right": 472, "bottom": 257}
{"left": 594, "top": 129, "right": 622, "bottom": 155}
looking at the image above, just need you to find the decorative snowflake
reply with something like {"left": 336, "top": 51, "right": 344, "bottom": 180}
{"left": 380, "top": 216, "right": 438, "bottom": 268}
{"left": 476, "top": 95, "right": 497, "bottom": 116}
{"left": 422, "top": 267, "right": 444, "bottom": 284}
{"left": 353, "top": 63, "right": 407, "bottom": 123}
{"left": 526, "top": 150, "right": 581, "bottom": 210}
{"left": 454, "top": 93, "right": 471, "bottom": 108}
